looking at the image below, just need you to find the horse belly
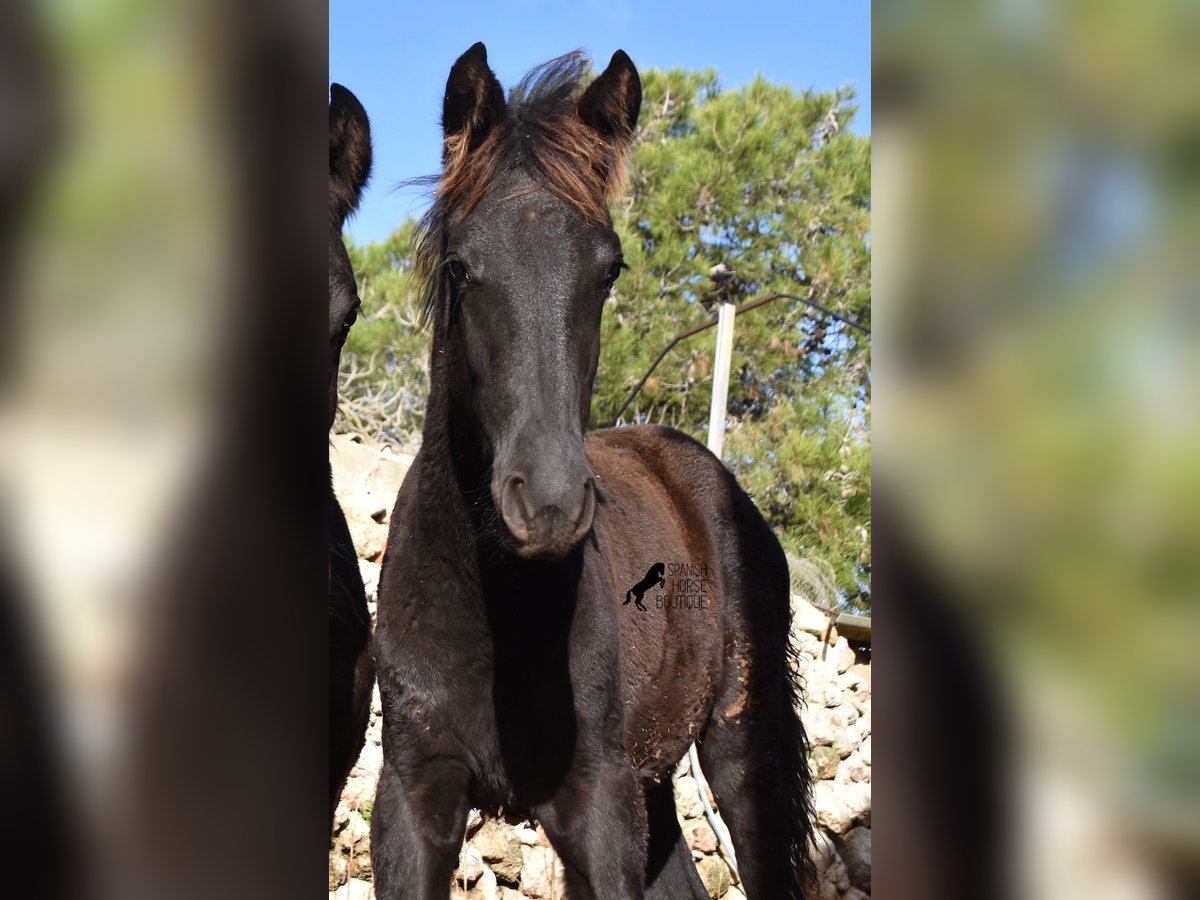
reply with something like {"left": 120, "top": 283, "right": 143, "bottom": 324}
{"left": 619, "top": 592, "right": 724, "bottom": 774}
{"left": 582, "top": 433, "right": 734, "bottom": 776}
{"left": 588, "top": 500, "right": 725, "bottom": 777}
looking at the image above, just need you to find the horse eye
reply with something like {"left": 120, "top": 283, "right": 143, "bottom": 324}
{"left": 341, "top": 303, "right": 359, "bottom": 334}
{"left": 605, "top": 260, "right": 625, "bottom": 288}
{"left": 447, "top": 258, "right": 469, "bottom": 283}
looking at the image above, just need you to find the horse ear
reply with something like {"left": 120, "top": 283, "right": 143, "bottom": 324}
{"left": 578, "top": 50, "right": 641, "bottom": 146}
{"left": 442, "top": 42, "right": 506, "bottom": 156}
{"left": 329, "top": 83, "right": 372, "bottom": 218}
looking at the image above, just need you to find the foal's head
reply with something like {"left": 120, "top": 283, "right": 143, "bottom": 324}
{"left": 422, "top": 44, "right": 640, "bottom": 560}
{"left": 329, "top": 83, "right": 372, "bottom": 429}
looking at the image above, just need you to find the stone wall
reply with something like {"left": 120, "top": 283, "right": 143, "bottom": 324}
{"left": 329, "top": 436, "right": 871, "bottom": 899}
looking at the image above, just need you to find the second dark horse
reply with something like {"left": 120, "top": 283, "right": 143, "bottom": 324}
{"left": 328, "top": 82, "right": 375, "bottom": 827}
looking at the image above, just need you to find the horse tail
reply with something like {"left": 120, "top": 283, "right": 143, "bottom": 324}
{"left": 750, "top": 500, "right": 817, "bottom": 896}
{"left": 782, "top": 625, "right": 817, "bottom": 896}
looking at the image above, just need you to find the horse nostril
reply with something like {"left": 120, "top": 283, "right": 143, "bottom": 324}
{"left": 513, "top": 477, "right": 536, "bottom": 519}
{"left": 500, "top": 474, "right": 532, "bottom": 542}
{"left": 573, "top": 476, "right": 597, "bottom": 535}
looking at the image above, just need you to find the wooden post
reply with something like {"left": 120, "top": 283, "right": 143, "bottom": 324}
{"left": 706, "top": 299, "right": 737, "bottom": 459}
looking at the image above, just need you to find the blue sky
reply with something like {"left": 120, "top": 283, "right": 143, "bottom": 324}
{"left": 330, "top": 1, "right": 871, "bottom": 244}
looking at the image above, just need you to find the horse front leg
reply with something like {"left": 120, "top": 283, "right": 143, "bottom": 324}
{"left": 536, "top": 761, "right": 647, "bottom": 900}
{"left": 370, "top": 748, "right": 471, "bottom": 900}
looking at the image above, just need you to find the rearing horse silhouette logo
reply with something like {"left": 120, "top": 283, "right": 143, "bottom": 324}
{"left": 624, "top": 563, "right": 665, "bottom": 611}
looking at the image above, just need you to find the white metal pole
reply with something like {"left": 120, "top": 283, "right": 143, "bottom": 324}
{"left": 706, "top": 299, "right": 737, "bottom": 459}
{"left": 692, "top": 297, "right": 741, "bottom": 877}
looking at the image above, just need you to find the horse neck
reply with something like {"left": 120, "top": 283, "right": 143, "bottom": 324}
{"left": 418, "top": 337, "right": 585, "bottom": 604}
{"left": 419, "top": 333, "right": 497, "bottom": 530}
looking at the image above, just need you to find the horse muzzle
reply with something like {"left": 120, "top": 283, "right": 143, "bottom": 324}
{"left": 497, "top": 468, "right": 596, "bottom": 560}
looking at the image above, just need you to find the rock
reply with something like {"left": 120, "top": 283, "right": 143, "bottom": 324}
{"left": 841, "top": 782, "right": 871, "bottom": 827}
{"left": 793, "top": 629, "right": 821, "bottom": 653}
{"left": 513, "top": 822, "right": 541, "bottom": 846}
{"left": 840, "top": 826, "right": 871, "bottom": 893}
{"left": 832, "top": 720, "right": 867, "bottom": 758}
{"left": 830, "top": 703, "right": 859, "bottom": 729}
{"left": 451, "top": 867, "right": 499, "bottom": 900}
{"left": 465, "top": 808, "right": 483, "bottom": 837}
{"left": 841, "top": 670, "right": 870, "bottom": 714}
{"left": 859, "top": 736, "right": 871, "bottom": 766}
{"left": 792, "top": 595, "right": 831, "bottom": 636}
{"left": 696, "top": 855, "right": 731, "bottom": 898}
{"left": 333, "top": 800, "right": 350, "bottom": 831}
{"left": 848, "top": 662, "right": 871, "bottom": 688}
{"left": 330, "top": 878, "right": 373, "bottom": 900}
{"left": 837, "top": 669, "right": 865, "bottom": 694}
{"left": 330, "top": 433, "right": 412, "bottom": 523}
{"left": 674, "top": 774, "right": 705, "bottom": 819}
{"left": 725, "top": 887, "right": 747, "bottom": 900}
{"left": 684, "top": 819, "right": 719, "bottom": 854}
{"left": 472, "top": 819, "right": 524, "bottom": 884}
{"left": 844, "top": 672, "right": 873, "bottom": 720}
{"left": 343, "top": 834, "right": 372, "bottom": 883}
{"left": 813, "top": 837, "right": 849, "bottom": 898}
{"left": 802, "top": 657, "right": 841, "bottom": 709}
{"left": 340, "top": 772, "right": 375, "bottom": 810}
{"left": 371, "top": 682, "right": 383, "bottom": 716}
{"left": 328, "top": 854, "right": 347, "bottom": 890}
{"left": 809, "top": 830, "right": 839, "bottom": 873}
{"left": 801, "top": 653, "right": 838, "bottom": 688}
{"left": 842, "top": 888, "right": 870, "bottom": 900}
{"left": 344, "top": 510, "right": 388, "bottom": 561}
{"left": 828, "top": 636, "right": 856, "bottom": 674}
{"left": 358, "top": 560, "right": 381, "bottom": 602}
{"left": 836, "top": 751, "right": 867, "bottom": 784}
{"left": 355, "top": 739, "right": 383, "bottom": 775}
{"left": 457, "top": 845, "right": 486, "bottom": 885}
{"left": 801, "top": 675, "right": 826, "bottom": 709}
{"left": 813, "top": 782, "right": 853, "bottom": 834}
{"left": 519, "top": 845, "right": 562, "bottom": 898}
{"left": 363, "top": 711, "right": 382, "bottom": 747}
{"left": 809, "top": 745, "right": 840, "bottom": 780}
{"left": 336, "top": 810, "right": 370, "bottom": 850}
{"left": 474, "top": 867, "right": 500, "bottom": 900}
{"left": 800, "top": 706, "right": 829, "bottom": 747}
